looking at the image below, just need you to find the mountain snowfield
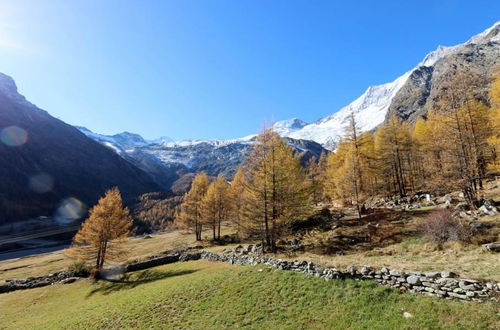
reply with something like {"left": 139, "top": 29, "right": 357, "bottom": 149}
{"left": 276, "top": 21, "right": 500, "bottom": 148}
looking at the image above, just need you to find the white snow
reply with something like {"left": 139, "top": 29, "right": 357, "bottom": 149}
{"left": 276, "top": 21, "right": 500, "bottom": 149}
{"left": 282, "top": 71, "right": 411, "bottom": 147}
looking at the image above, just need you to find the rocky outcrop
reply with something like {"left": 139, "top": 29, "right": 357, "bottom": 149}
{"left": 386, "top": 24, "right": 500, "bottom": 122}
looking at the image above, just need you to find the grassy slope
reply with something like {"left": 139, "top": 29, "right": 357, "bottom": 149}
{"left": 1, "top": 260, "right": 498, "bottom": 329}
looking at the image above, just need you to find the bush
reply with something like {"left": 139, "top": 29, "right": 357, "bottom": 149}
{"left": 418, "top": 209, "right": 472, "bottom": 245}
{"left": 68, "top": 261, "right": 91, "bottom": 277}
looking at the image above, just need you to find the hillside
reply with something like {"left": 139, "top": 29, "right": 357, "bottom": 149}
{"left": 0, "top": 73, "right": 161, "bottom": 223}
{"left": 1, "top": 260, "right": 498, "bottom": 329}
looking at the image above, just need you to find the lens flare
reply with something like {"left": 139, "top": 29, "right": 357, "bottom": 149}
{"left": 0, "top": 126, "right": 28, "bottom": 147}
{"left": 100, "top": 266, "right": 126, "bottom": 281}
{"left": 29, "top": 173, "right": 54, "bottom": 193}
{"left": 54, "top": 197, "right": 85, "bottom": 225}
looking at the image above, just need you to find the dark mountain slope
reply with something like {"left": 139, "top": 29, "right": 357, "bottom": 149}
{"left": 0, "top": 73, "right": 160, "bottom": 223}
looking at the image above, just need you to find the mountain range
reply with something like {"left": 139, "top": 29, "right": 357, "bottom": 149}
{"left": 0, "top": 21, "right": 499, "bottom": 223}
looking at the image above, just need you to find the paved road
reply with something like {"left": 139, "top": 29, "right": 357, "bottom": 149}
{"left": 0, "top": 225, "right": 79, "bottom": 245}
{"left": 0, "top": 244, "right": 69, "bottom": 261}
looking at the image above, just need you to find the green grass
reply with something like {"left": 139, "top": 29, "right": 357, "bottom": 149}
{"left": 1, "top": 260, "right": 498, "bottom": 329}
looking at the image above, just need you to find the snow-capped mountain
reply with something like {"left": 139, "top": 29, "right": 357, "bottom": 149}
{"left": 78, "top": 126, "right": 326, "bottom": 190}
{"left": 276, "top": 21, "right": 500, "bottom": 149}
{"left": 79, "top": 21, "right": 499, "bottom": 188}
{"left": 272, "top": 118, "right": 309, "bottom": 135}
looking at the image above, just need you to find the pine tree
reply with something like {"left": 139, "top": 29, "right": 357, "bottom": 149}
{"left": 243, "top": 129, "right": 312, "bottom": 252}
{"left": 65, "top": 187, "right": 132, "bottom": 275}
{"left": 202, "top": 175, "right": 231, "bottom": 240}
{"left": 177, "top": 172, "right": 209, "bottom": 240}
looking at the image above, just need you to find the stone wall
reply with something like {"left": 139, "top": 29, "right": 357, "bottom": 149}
{"left": 197, "top": 250, "right": 500, "bottom": 303}
{"left": 0, "top": 271, "right": 78, "bottom": 294}
{"left": 2, "top": 249, "right": 499, "bottom": 303}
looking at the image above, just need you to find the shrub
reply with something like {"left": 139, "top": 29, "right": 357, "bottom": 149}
{"left": 68, "top": 261, "right": 91, "bottom": 277}
{"left": 418, "top": 209, "right": 472, "bottom": 245}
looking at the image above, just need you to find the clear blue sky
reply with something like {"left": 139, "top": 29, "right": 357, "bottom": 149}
{"left": 0, "top": 0, "right": 498, "bottom": 140}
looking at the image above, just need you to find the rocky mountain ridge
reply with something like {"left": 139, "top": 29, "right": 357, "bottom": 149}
{"left": 278, "top": 21, "right": 500, "bottom": 148}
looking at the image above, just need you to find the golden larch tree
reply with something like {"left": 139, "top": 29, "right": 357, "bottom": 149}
{"left": 243, "top": 129, "right": 312, "bottom": 252}
{"left": 229, "top": 167, "right": 248, "bottom": 238}
{"left": 202, "top": 175, "right": 232, "bottom": 240}
{"left": 66, "top": 187, "right": 132, "bottom": 274}
{"left": 177, "top": 172, "right": 209, "bottom": 240}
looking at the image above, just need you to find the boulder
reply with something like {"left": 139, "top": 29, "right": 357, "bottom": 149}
{"left": 406, "top": 275, "right": 421, "bottom": 285}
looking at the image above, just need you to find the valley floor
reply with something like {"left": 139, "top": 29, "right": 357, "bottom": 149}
{"left": 1, "top": 260, "right": 499, "bottom": 329}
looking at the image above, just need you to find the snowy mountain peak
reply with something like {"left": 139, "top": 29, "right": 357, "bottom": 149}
{"left": 277, "top": 21, "right": 500, "bottom": 149}
{"left": 148, "top": 136, "right": 174, "bottom": 145}
{"left": 76, "top": 126, "right": 148, "bottom": 150}
{"left": 272, "top": 118, "right": 308, "bottom": 135}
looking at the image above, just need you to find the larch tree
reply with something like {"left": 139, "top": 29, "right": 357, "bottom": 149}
{"left": 488, "top": 69, "right": 500, "bottom": 173}
{"left": 243, "top": 129, "right": 312, "bottom": 252}
{"left": 177, "top": 172, "right": 209, "bottom": 240}
{"left": 429, "top": 69, "right": 492, "bottom": 206}
{"left": 229, "top": 167, "right": 248, "bottom": 238}
{"left": 65, "top": 187, "right": 132, "bottom": 275}
{"left": 324, "top": 113, "right": 375, "bottom": 218}
{"left": 306, "top": 152, "right": 328, "bottom": 205}
{"left": 202, "top": 175, "right": 232, "bottom": 240}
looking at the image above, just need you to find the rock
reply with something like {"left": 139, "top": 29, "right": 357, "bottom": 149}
{"left": 478, "top": 205, "right": 490, "bottom": 215}
{"left": 441, "top": 200, "right": 451, "bottom": 209}
{"left": 406, "top": 275, "right": 421, "bottom": 285}
{"left": 360, "top": 266, "right": 372, "bottom": 275}
{"left": 403, "top": 311, "right": 413, "bottom": 318}
{"left": 59, "top": 277, "right": 78, "bottom": 284}
{"left": 469, "top": 221, "right": 485, "bottom": 230}
{"left": 440, "top": 271, "right": 456, "bottom": 278}
{"left": 389, "top": 270, "right": 405, "bottom": 277}
{"left": 424, "top": 272, "right": 440, "bottom": 279}
{"left": 482, "top": 242, "right": 500, "bottom": 252}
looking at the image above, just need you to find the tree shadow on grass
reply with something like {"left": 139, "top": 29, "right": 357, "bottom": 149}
{"left": 86, "top": 269, "right": 198, "bottom": 297}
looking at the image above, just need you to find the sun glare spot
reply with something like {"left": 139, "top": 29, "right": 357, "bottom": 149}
{"left": 0, "top": 125, "right": 28, "bottom": 147}
{"left": 29, "top": 173, "right": 54, "bottom": 193}
{"left": 54, "top": 197, "right": 85, "bottom": 225}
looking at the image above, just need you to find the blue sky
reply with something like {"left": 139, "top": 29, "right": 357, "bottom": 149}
{"left": 0, "top": 0, "right": 499, "bottom": 140}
